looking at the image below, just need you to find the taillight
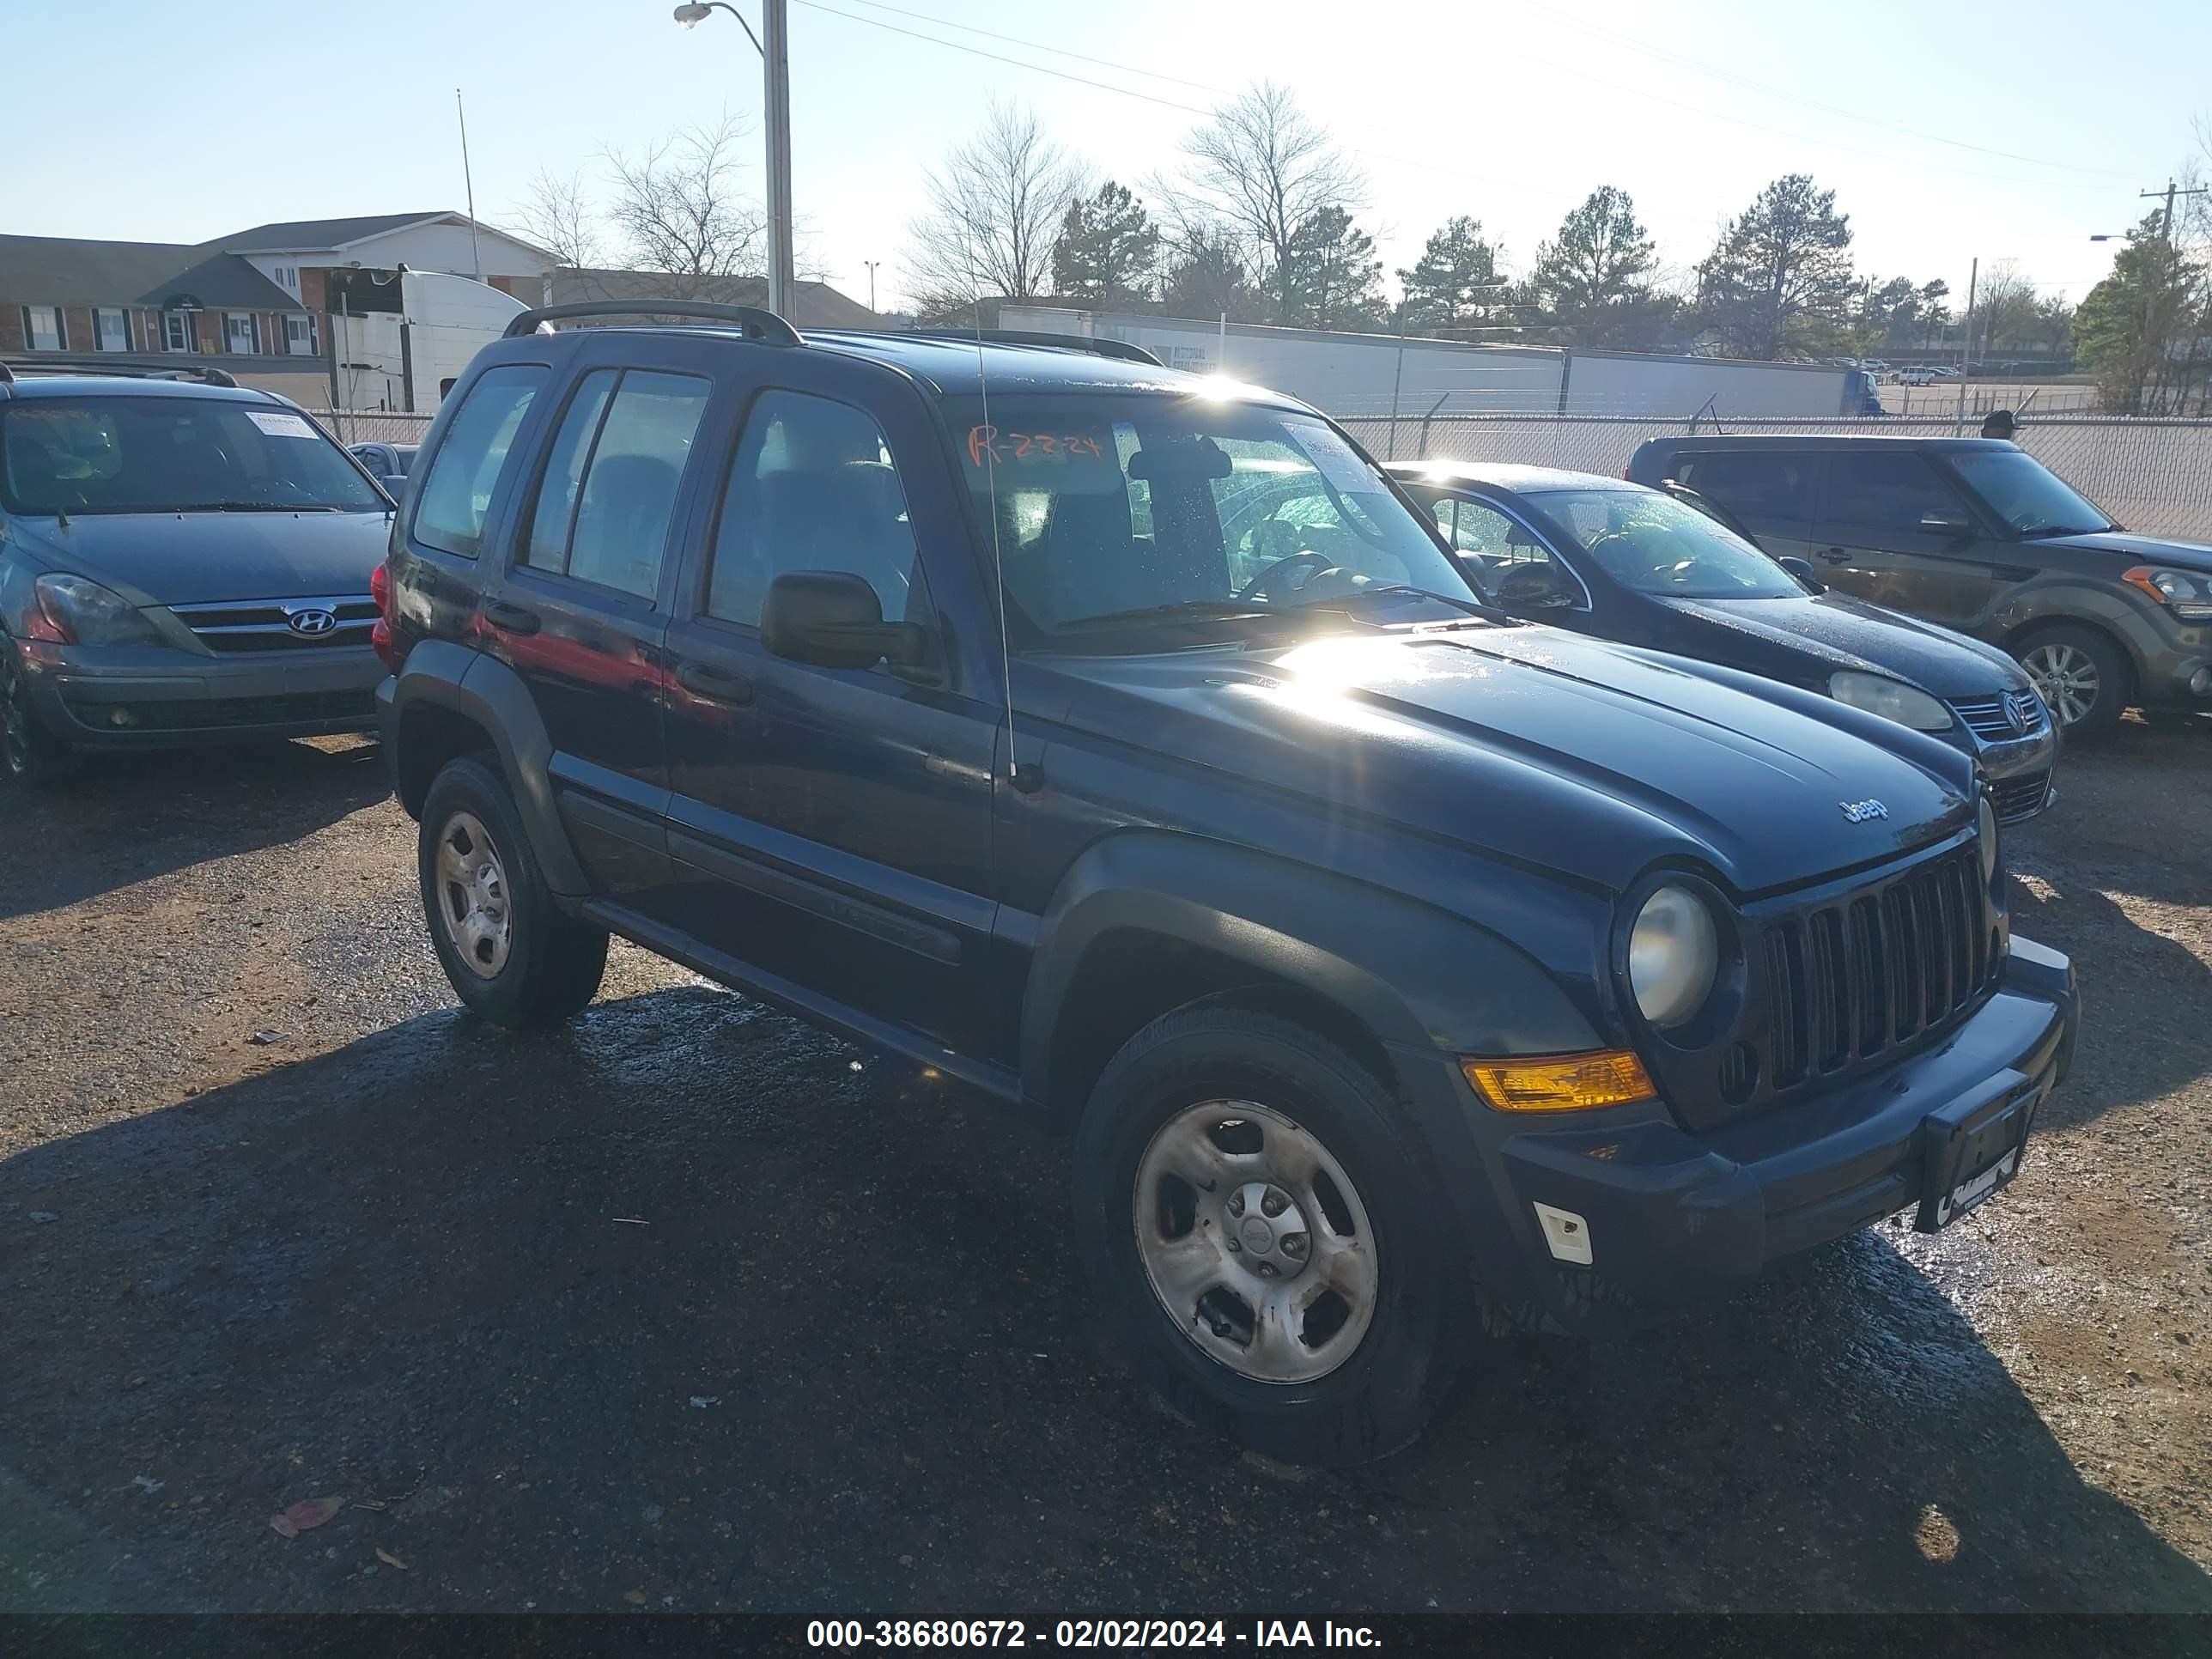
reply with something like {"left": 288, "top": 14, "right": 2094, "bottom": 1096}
{"left": 369, "top": 561, "right": 400, "bottom": 671}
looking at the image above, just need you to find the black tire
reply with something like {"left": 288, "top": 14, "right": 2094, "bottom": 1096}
{"left": 1, "top": 641, "right": 74, "bottom": 788}
{"left": 1071, "top": 1006, "right": 1470, "bottom": 1466}
{"left": 417, "top": 755, "right": 609, "bottom": 1027}
{"left": 2014, "top": 623, "right": 2130, "bottom": 740}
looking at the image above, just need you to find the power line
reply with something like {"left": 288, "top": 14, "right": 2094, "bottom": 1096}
{"left": 828, "top": 0, "right": 1229, "bottom": 94}
{"left": 1520, "top": 0, "right": 2136, "bottom": 181}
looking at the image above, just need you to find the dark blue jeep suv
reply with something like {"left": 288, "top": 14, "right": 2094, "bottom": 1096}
{"left": 377, "top": 303, "right": 2078, "bottom": 1464}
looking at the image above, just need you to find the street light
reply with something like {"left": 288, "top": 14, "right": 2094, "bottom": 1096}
{"left": 672, "top": 0, "right": 793, "bottom": 319}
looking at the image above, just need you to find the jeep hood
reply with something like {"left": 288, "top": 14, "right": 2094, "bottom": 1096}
{"left": 1043, "top": 625, "right": 1972, "bottom": 897}
{"left": 7, "top": 509, "right": 392, "bottom": 605}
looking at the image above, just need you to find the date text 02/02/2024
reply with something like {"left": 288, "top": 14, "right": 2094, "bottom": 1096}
{"left": 805, "top": 1619, "right": 1382, "bottom": 1648}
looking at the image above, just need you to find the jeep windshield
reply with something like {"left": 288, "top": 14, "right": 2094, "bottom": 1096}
{"left": 0, "top": 397, "right": 385, "bottom": 516}
{"left": 943, "top": 395, "right": 1481, "bottom": 644}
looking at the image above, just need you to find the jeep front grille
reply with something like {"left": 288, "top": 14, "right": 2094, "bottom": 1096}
{"left": 1759, "top": 846, "right": 1997, "bottom": 1096}
{"left": 172, "top": 596, "right": 378, "bottom": 653}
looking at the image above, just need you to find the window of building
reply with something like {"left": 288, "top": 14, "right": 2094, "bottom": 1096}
{"left": 91, "top": 308, "right": 131, "bottom": 353}
{"left": 410, "top": 365, "right": 549, "bottom": 559}
{"left": 273, "top": 264, "right": 299, "bottom": 294}
{"left": 706, "top": 390, "right": 916, "bottom": 627}
{"left": 21, "top": 306, "right": 64, "bottom": 351}
{"left": 163, "top": 311, "right": 198, "bottom": 353}
{"left": 283, "top": 314, "right": 318, "bottom": 356}
{"left": 223, "top": 313, "right": 260, "bottom": 355}
{"left": 523, "top": 369, "right": 709, "bottom": 600}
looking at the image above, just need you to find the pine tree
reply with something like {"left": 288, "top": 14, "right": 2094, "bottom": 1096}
{"left": 1695, "top": 174, "right": 1856, "bottom": 359}
{"left": 1528, "top": 188, "right": 1663, "bottom": 347}
{"left": 1050, "top": 182, "right": 1160, "bottom": 307}
{"left": 1396, "top": 216, "right": 1503, "bottom": 334}
{"left": 1278, "top": 205, "right": 1385, "bottom": 329}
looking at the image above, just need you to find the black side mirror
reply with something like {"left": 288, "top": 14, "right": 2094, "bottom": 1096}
{"left": 1776, "top": 556, "right": 1825, "bottom": 593}
{"left": 761, "top": 570, "right": 929, "bottom": 671}
{"left": 1918, "top": 510, "right": 1972, "bottom": 538}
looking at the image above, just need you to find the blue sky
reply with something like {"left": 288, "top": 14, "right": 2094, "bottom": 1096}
{"left": 10, "top": 0, "right": 2202, "bottom": 315}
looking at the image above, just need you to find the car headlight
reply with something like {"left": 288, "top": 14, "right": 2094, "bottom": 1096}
{"left": 1828, "top": 670, "right": 1953, "bottom": 732}
{"left": 1628, "top": 884, "right": 1720, "bottom": 1030}
{"left": 31, "top": 574, "right": 167, "bottom": 647}
{"left": 1978, "top": 794, "right": 1999, "bottom": 884}
{"left": 2123, "top": 565, "right": 2212, "bottom": 621}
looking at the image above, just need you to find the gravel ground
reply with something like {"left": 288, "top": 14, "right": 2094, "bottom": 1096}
{"left": 2, "top": 725, "right": 2208, "bottom": 1614}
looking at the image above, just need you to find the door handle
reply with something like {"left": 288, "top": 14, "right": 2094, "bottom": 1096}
{"left": 1818, "top": 547, "right": 1853, "bottom": 564}
{"left": 483, "top": 600, "right": 541, "bottom": 635}
{"left": 677, "top": 660, "right": 755, "bottom": 705}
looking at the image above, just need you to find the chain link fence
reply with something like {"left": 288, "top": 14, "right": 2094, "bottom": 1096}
{"left": 311, "top": 410, "right": 436, "bottom": 447}
{"left": 1338, "top": 412, "right": 2212, "bottom": 544}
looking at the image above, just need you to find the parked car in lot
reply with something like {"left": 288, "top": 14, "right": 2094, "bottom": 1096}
{"left": 1898, "top": 367, "right": 1943, "bottom": 386}
{"left": 1628, "top": 434, "right": 2212, "bottom": 737}
{"left": 349, "top": 441, "right": 418, "bottom": 498}
{"left": 378, "top": 302, "right": 2076, "bottom": 1464}
{"left": 1387, "top": 462, "right": 2059, "bottom": 823}
{"left": 0, "top": 363, "right": 394, "bottom": 785}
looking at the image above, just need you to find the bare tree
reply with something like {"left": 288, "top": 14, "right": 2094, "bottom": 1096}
{"left": 509, "top": 166, "right": 605, "bottom": 271}
{"left": 905, "top": 102, "right": 1085, "bottom": 319}
{"left": 604, "top": 112, "right": 768, "bottom": 298}
{"left": 1158, "top": 82, "right": 1365, "bottom": 322}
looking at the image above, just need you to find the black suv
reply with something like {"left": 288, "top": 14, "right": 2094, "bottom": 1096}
{"left": 379, "top": 303, "right": 2078, "bottom": 1463}
{"left": 1629, "top": 434, "right": 2212, "bottom": 737}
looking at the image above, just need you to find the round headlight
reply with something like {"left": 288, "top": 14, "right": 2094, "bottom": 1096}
{"left": 1828, "top": 671, "right": 1953, "bottom": 732}
{"left": 1978, "top": 794, "right": 1999, "bottom": 884}
{"left": 1629, "top": 884, "right": 1720, "bottom": 1030}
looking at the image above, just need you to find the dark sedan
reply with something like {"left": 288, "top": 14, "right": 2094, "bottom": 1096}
{"left": 1388, "top": 461, "right": 2058, "bottom": 823}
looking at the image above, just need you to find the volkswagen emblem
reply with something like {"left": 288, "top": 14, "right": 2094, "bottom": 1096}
{"left": 2006, "top": 690, "right": 2037, "bottom": 731}
{"left": 1838, "top": 798, "right": 1889, "bottom": 823}
{"left": 286, "top": 608, "right": 338, "bottom": 637}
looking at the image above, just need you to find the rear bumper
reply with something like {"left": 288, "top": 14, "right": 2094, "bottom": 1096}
{"left": 1471, "top": 936, "right": 2075, "bottom": 1329}
{"left": 23, "top": 640, "right": 385, "bottom": 748}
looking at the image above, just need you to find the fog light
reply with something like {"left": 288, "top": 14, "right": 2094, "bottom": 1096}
{"left": 1533, "top": 1202, "right": 1594, "bottom": 1266}
{"left": 2190, "top": 666, "right": 2211, "bottom": 697}
{"left": 108, "top": 706, "right": 137, "bottom": 728}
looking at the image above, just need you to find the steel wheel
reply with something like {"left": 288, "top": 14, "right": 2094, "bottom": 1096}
{"left": 2021, "top": 641, "right": 2099, "bottom": 726}
{"left": 434, "top": 810, "right": 513, "bottom": 977}
{"left": 1132, "top": 1099, "right": 1378, "bottom": 1384}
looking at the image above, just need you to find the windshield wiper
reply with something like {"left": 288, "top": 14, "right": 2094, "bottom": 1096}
{"left": 174, "top": 501, "right": 343, "bottom": 514}
{"left": 1054, "top": 599, "right": 1279, "bottom": 632}
{"left": 1311, "top": 583, "right": 1491, "bottom": 616}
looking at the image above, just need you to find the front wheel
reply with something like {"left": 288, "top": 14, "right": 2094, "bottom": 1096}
{"left": 1072, "top": 1007, "right": 1470, "bottom": 1465}
{"left": 417, "top": 756, "right": 609, "bottom": 1027}
{"left": 1, "top": 642, "right": 72, "bottom": 788}
{"left": 2015, "top": 624, "right": 2129, "bottom": 738}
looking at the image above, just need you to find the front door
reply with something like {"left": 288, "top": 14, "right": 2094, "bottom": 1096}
{"left": 482, "top": 341, "right": 718, "bottom": 899}
{"left": 655, "top": 361, "right": 1005, "bottom": 1060}
{"left": 1814, "top": 449, "right": 1996, "bottom": 626}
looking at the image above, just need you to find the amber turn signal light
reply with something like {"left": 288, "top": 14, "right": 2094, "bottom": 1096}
{"left": 1462, "top": 1050, "right": 1656, "bottom": 1112}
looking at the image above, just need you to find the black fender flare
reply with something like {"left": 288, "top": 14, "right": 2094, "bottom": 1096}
{"left": 385, "top": 641, "right": 590, "bottom": 896}
{"left": 1019, "top": 830, "right": 1607, "bottom": 1097}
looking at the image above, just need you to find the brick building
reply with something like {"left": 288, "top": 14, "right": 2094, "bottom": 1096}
{"left": 1, "top": 212, "right": 556, "bottom": 404}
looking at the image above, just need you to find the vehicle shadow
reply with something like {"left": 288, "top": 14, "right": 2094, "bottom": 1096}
{"left": 0, "top": 738, "right": 389, "bottom": 923}
{"left": 3, "top": 985, "right": 2205, "bottom": 1613}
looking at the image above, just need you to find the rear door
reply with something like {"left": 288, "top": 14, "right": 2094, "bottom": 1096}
{"left": 1663, "top": 449, "right": 1826, "bottom": 569}
{"left": 654, "top": 354, "right": 1006, "bottom": 1060}
{"left": 482, "top": 337, "right": 719, "bottom": 900}
{"left": 1813, "top": 448, "right": 1996, "bottom": 625}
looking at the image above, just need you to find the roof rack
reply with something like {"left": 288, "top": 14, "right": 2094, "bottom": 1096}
{"left": 503, "top": 300, "right": 803, "bottom": 346}
{"left": 0, "top": 358, "right": 240, "bottom": 388}
{"left": 894, "top": 329, "right": 1164, "bottom": 368}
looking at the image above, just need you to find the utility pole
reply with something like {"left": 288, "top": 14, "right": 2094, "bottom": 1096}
{"left": 2135, "top": 180, "right": 2205, "bottom": 414}
{"left": 762, "top": 0, "right": 794, "bottom": 318}
{"left": 863, "top": 260, "right": 880, "bottom": 313}
{"left": 1954, "top": 257, "right": 1977, "bottom": 434}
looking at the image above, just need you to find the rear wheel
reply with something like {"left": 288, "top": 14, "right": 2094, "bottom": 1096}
{"left": 2015, "top": 624, "right": 2129, "bottom": 738}
{"left": 1072, "top": 1006, "right": 1469, "bottom": 1466}
{"left": 0, "top": 642, "right": 71, "bottom": 788}
{"left": 418, "top": 756, "right": 608, "bottom": 1026}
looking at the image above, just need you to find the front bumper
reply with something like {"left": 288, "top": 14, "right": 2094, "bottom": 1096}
{"left": 21, "top": 639, "right": 386, "bottom": 749}
{"left": 1957, "top": 720, "right": 2060, "bottom": 825}
{"left": 1476, "top": 936, "right": 2075, "bottom": 1331}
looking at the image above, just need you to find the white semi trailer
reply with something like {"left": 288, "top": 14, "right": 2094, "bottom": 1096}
{"left": 996, "top": 305, "right": 1883, "bottom": 422}
{"left": 327, "top": 270, "right": 527, "bottom": 414}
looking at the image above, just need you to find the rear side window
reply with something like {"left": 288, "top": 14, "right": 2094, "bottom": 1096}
{"left": 1671, "top": 451, "right": 1813, "bottom": 520}
{"left": 521, "top": 369, "right": 710, "bottom": 601}
{"left": 411, "top": 365, "right": 546, "bottom": 557}
{"left": 1822, "top": 453, "right": 1970, "bottom": 532}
